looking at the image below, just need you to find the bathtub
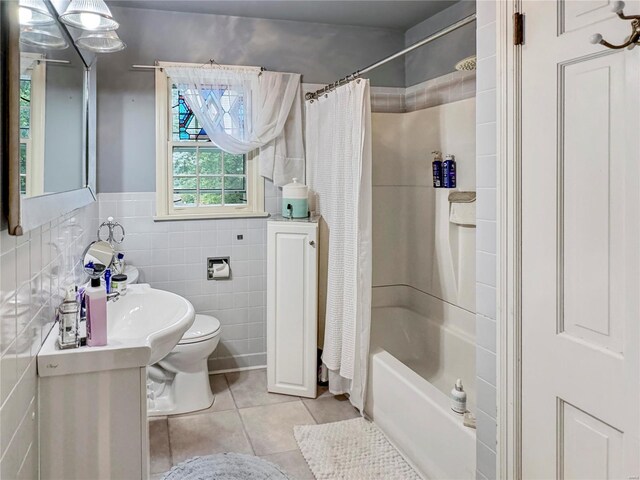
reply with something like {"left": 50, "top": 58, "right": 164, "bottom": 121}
{"left": 366, "top": 286, "right": 476, "bottom": 479}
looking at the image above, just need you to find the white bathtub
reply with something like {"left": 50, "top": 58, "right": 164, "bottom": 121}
{"left": 366, "top": 286, "right": 476, "bottom": 479}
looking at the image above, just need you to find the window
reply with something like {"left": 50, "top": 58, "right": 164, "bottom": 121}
{"left": 19, "top": 54, "right": 46, "bottom": 197}
{"left": 155, "top": 63, "right": 265, "bottom": 220}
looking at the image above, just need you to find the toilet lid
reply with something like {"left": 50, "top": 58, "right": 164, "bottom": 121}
{"left": 179, "top": 314, "right": 221, "bottom": 344}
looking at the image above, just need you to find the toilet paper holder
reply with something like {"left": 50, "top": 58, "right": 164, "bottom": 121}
{"left": 207, "top": 257, "right": 231, "bottom": 280}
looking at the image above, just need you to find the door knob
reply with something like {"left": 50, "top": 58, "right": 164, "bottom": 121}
{"left": 309, "top": 240, "right": 315, "bottom": 247}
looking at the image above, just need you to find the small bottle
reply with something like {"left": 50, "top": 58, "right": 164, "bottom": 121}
{"left": 86, "top": 277, "right": 107, "bottom": 347}
{"left": 58, "top": 287, "right": 79, "bottom": 349}
{"left": 432, "top": 151, "right": 443, "bottom": 188}
{"left": 104, "top": 268, "right": 112, "bottom": 294}
{"left": 451, "top": 378, "right": 467, "bottom": 414}
{"left": 443, "top": 154, "right": 457, "bottom": 188}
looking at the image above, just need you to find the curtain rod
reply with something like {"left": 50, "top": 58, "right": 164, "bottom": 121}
{"left": 131, "top": 60, "right": 265, "bottom": 72}
{"left": 305, "top": 13, "right": 476, "bottom": 101}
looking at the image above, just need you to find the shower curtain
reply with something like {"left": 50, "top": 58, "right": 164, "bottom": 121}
{"left": 306, "top": 79, "right": 372, "bottom": 412}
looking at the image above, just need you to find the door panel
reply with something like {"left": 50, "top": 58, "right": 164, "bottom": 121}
{"left": 521, "top": 1, "right": 639, "bottom": 478}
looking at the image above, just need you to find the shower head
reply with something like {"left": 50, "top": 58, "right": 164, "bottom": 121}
{"left": 454, "top": 55, "right": 476, "bottom": 71}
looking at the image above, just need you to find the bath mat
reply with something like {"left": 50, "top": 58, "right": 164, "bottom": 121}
{"left": 294, "top": 417, "right": 420, "bottom": 480}
{"left": 162, "top": 452, "right": 290, "bottom": 480}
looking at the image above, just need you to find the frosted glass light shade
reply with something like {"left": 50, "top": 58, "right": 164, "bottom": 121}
{"left": 60, "top": 0, "right": 119, "bottom": 31}
{"left": 19, "top": 0, "right": 55, "bottom": 26}
{"left": 75, "top": 30, "right": 126, "bottom": 53}
{"left": 20, "top": 24, "right": 68, "bottom": 50}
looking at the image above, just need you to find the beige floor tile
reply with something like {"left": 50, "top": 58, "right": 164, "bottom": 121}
{"left": 302, "top": 394, "right": 360, "bottom": 424}
{"left": 226, "top": 369, "right": 298, "bottom": 408}
{"left": 210, "top": 374, "right": 237, "bottom": 411}
{"left": 149, "top": 418, "right": 172, "bottom": 474}
{"left": 150, "top": 473, "right": 167, "bottom": 480}
{"left": 260, "top": 449, "right": 315, "bottom": 480}
{"left": 168, "top": 410, "right": 253, "bottom": 464}
{"left": 239, "top": 401, "right": 316, "bottom": 456}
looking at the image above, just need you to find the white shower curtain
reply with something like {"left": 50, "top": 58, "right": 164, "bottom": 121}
{"left": 306, "top": 79, "right": 373, "bottom": 412}
{"left": 164, "top": 66, "right": 304, "bottom": 186}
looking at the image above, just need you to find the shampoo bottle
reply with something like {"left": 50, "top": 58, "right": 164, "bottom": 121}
{"left": 451, "top": 378, "right": 467, "bottom": 414}
{"left": 432, "top": 151, "right": 443, "bottom": 188}
{"left": 86, "top": 277, "right": 107, "bottom": 347}
{"left": 443, "top": 154, "right": 457, "bottom": 188}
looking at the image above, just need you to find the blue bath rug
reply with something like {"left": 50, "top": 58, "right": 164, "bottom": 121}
{"left": 162, "top": 453, "right": 290, "bottom": 480}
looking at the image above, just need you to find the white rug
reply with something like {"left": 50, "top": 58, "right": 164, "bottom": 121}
{"left": 294, "top": 418, "right": 421, "bottom": 480}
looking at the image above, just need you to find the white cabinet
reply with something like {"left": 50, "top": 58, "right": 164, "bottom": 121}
{"left": 267, "top": 217, "right": 319, "bottom": 398}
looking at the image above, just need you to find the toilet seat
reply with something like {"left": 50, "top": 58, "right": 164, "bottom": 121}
{"left": 178, "top": 314, "right": 221, "bottom": 345}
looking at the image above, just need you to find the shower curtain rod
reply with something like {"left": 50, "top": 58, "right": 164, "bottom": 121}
{"left": 305, "top": 13, "right": 476, "bottom": 101}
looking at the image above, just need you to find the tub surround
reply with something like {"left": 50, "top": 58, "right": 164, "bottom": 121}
{"left": 372, "top": 96, "right": 477, "bottom": 313}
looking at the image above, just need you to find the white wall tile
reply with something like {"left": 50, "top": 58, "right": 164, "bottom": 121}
{"left": 476, "top": 4, "right": 498, "bottom": 478}
{"left": 0, "top": 201, "right": 98, "bottom": 478}
{"left": 98, "top": 190, "right": 273, "bottom": 371}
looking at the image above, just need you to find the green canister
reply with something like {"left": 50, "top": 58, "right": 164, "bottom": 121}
{"left": 282, "top": 178, "right": 309, "bottom": 218}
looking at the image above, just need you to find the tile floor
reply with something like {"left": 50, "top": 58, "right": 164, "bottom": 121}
{"left": 149, "top": 368, "right": 359, "bottom": 479}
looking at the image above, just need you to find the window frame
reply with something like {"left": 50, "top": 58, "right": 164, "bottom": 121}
{"left": 20, "top": 53, "right": 46, "bottom": 197}
{"left": 154, "top": 62, "right": 266, "bottom": 221}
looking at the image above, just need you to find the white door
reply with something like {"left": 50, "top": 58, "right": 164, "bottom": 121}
{"left": 521, "top": 1, "right": 640, "bottom": 478}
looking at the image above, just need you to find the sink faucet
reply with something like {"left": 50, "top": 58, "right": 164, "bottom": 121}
{"left": 107, "top": 292, "right": 120, "bottom": 303}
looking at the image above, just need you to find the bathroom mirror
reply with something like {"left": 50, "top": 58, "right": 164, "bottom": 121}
{"left": 82, "top": 241, "right": 115, "bottom": 278}
{"left": 1, "top": 0, "right": 96, "bottom": 235}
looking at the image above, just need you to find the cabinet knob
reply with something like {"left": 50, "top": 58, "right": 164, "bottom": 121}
{"left": 309, "top": 240, "right": 316, "bottom": 247}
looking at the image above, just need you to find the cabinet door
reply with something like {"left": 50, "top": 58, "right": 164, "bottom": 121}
{"left": 267, "top": 223, "right": 318, "bottom": 398}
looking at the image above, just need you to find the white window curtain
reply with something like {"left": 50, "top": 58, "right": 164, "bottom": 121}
{"left": 164, "top": 66, "right": 304, "bottom": 187}
{"left": 306, "top": 79, "right": 373, "bottom": 412}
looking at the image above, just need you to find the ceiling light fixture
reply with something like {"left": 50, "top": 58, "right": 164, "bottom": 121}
{"left": 20, "top": 23, "right": 69, "bottom": 50}
{"left": 59, "top": 0, "right": 119, "bottom": 31}
{"left": 18, "top": 0, "right": 55, "bottom": 26}
{"left": 75, "top": 30, "right": 126, "bottom": 53}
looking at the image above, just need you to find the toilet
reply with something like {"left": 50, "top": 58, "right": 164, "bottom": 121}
{"left": 147, "top": 314, "right": 221, "bottom": 416}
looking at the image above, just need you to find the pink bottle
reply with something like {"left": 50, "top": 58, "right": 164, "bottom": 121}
{"left": 86, "top": 277, "right": 107, "bottom": 346}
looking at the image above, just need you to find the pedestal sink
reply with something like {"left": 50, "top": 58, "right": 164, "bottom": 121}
{"left": 108, "top": 284, "right": 194, "bottom": 364}
{"left": 37, "top": 284, "right": 195, "bottom": 480}
{"left": 38, "top": 284, "right": 194, "bottom": 375}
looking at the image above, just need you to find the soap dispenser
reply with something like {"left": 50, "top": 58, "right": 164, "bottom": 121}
{"left": 451, "top": 378, "right": 467, "bottom": 414}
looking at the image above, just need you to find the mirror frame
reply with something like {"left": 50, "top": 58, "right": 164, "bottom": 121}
{"left": 1, "top": 0, "right": 96, "bottom": 236}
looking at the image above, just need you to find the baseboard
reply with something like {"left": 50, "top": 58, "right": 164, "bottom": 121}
{"left": 208, "top": 352, "right": 266, "bottom": 373}
{"left": 209, "top": 364, "right": 267, "bottom": 375}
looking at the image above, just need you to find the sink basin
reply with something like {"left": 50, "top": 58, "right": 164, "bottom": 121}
{"left": 108, "top": 284, "right": 195, "bottom": 364}
{"left": 38, "top": 284, "right": 195, "bottom": 377}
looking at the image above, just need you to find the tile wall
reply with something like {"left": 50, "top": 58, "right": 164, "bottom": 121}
{"left": 98, "top": 181, "right": 282, "bottom": 372}
{"left": 475, "top": 1, "right": 498, "bottom": 479}
{"left": 0, "top": 202, "right": 99, "bottom": 479}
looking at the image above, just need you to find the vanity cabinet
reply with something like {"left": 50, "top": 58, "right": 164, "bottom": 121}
{"left": 38, "top": 327, "right": 149, "bottom": 480}
{"left": 267, "top": 217, "right": 319, "bottom": 398}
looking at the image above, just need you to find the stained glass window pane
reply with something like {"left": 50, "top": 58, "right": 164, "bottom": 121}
{"left": 171, "top": 84, "right": 245, "bottom": 143}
